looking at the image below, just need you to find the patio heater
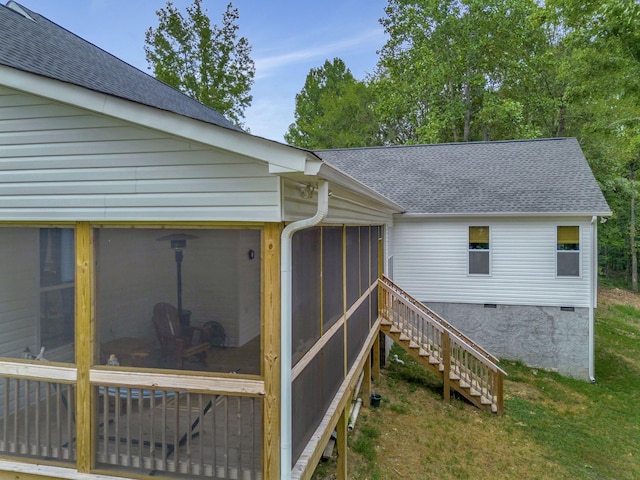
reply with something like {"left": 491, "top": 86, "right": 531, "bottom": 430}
{"left": 157, "top": 233, "right": 198, "bottom": 326}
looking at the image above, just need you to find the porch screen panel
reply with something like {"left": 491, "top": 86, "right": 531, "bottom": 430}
{"left": 321, "top": 226, "right": 343, "bottom": 331}
{"left": 370, "top": 226, "right": 380, "bottom": 284}
{"left": 347, "top": 299, "right": 370, "bottom": 369}
{"left": 359, "top": 227, "right": 370, "bottom": 295}
{"left": 370, "top": 283, "right": 379, "bottom": 324}
{"left": 0, "top": 227, "right": 75, "bottom": 364}
{"left": 95, "top": 228, "right": 261, "bottom": 374}
{"left": 292, "top": 328, "right": 344, "bottom": 467}
{"left": 346, "top": 227, "right": 360, "bottom": 307}
{"left": 292, "top": 228, "right": 321, "bottom": 361}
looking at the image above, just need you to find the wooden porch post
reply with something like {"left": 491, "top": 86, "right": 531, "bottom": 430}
{"left": 363, "top": 349, "right": 372, "bottom": 406}
{"left": 75, "top": 222, "right": 93, "bottom": 472}
{"left": 443, "top": 331, "right": 451, "bottom": 403}
{"left": 336, "top": 402, "right": 348, "bottom": 480}
{"left": 372, "top": 333, "right": 380, "bottom": 383}
{"left": 374, "top": 233, "right": 383, "bottom": 381}
{"left": 262, "top": 223, "right": 282, "bottom": 480}
{"left": 495, "top": 371, "right": 504, "bottom": 415}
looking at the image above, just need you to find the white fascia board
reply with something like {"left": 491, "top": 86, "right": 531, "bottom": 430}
{"left": 0, "top": 65, "right": 309, "bottom": 172}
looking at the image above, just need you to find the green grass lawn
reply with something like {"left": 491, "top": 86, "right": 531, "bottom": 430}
{"left": 502, "top": 300, "right": 640, "bottom": 480}
{"left": 315, "top": 290, "right": 640, "bottom": 479}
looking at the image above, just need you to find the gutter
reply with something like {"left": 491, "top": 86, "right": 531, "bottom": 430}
{"left": 280, "top": 180, "right": 329, "bottom": 478}
{"left": 399, "top": 211, "right": 612, "bottom": 218}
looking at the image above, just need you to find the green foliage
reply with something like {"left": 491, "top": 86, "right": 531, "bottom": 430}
{"left": 350, "top": 424, "right": 381, "bottom": 467}
{"left": 145, "top": 0, "right": 255, "bottom": 127}
{"left": 285, "top": 58, "right": 381, "bottom": 149}
{"left": 375, "top": 0, "right": 551, "bottom": 144}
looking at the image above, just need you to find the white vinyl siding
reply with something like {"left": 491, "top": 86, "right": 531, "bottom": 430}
{"left": 0, "top": 87, "right": 280, "bottom": 222}
{"left": 281, "top": 179, "right": 394, "bottom": 225}
{"left": 390, "top": 216, "right": 593, "bottom": 307}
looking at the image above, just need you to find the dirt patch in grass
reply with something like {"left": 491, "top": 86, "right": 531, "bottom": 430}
{"left": 599, "top": 286, "right": 640, "bottom": 309}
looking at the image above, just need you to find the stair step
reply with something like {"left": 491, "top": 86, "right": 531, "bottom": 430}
{"left": 409, "top": 340, "right": 420, "bottom": 349}
{"left": 399, "top": 333, "right": 410, "bottom": 341}
{"left": 389, "top": 326, "right": 401, "bottom": 333}
{"left": 418, "top": 348, "right": 429, "bottom": 357}
{"left": 380, "top": 319, "right": 392, "bottom": 326}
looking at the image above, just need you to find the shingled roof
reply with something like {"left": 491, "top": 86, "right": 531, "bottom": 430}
{"left": 315, "top": 138, "right": 611, "bottom": 216}
{"left": 0, "top": 1, "right": 240, "bottom": 131}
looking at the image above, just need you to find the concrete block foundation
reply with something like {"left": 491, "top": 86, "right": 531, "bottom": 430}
{"left": 423, "top": 301, "right": 590, "bottom": 380}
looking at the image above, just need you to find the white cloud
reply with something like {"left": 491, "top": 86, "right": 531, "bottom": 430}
{"left": 254, "top": 27, "right": 384, "bottom": 79}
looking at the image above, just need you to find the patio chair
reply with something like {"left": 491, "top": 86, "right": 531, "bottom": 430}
{"left": 152, "top": 302, "right": 210, "bottom": 369}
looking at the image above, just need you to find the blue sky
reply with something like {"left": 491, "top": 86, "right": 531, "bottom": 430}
{"left": 22, "top": 0, "right": 389, "bottom": 142}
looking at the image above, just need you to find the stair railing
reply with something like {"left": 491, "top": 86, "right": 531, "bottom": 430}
{"left": 378, "top": 276, "right": 505, "bottom": 414}
{"left": 379, "top": 275, "right": 499, "bottom": 363}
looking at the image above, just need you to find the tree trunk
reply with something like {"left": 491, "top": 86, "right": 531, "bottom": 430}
{"left": 463, "top": 80, "right": 472, "bottom": 142}
{"left": 557, "top": 104, "right": 566, "bottom": 137}
{"left": 631, "top": 163, "right": 637, "bottom": 292}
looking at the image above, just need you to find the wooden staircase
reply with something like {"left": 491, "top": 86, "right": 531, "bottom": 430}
{"left": 378, "top": 276, "right": 506, "bottom": 414}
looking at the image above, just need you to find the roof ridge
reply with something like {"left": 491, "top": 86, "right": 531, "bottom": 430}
{"left": 315, "top": 137, "right": 572, "bottom": 154}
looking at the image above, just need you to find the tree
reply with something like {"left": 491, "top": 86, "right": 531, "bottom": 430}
{"left": 145, "top": 0, "right": 255, "bottom": 127}
{"left": 285, "top": 58, "right": 381, "bottom": 149}
{"left": 374, "top": 0, "right": 552, "bottom": 144}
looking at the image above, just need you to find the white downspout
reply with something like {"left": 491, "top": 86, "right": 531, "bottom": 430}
{"left": 589, "top": 216, "right": 597, "bottom": 383}
{"left": 280, "top": 180, "right": 329, "bottom": 478}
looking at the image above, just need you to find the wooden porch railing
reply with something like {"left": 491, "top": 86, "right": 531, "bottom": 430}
{"left": 94, "top": 385, "right": 262, "bottom": 478}
{"left": 0, "top": 376, "right": 76, "bottom": 461}
{"left": 378, "top": 275, "right": 505, "bottom": 414}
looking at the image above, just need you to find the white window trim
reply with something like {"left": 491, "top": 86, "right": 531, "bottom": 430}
{"left": 556, "top": 225, "right": 581, "bottom": 278}
{"left": 468, "top": 225, "right": 491, "bottom": 276}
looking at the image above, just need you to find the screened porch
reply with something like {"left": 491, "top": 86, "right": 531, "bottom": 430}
{"left": 0, "top": 224, "right": 266, "bottom": 479}
{"left": 0, "top": 222, "right": 384, "bottom": 479}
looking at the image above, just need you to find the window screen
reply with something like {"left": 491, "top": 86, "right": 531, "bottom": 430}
{"left": 557, "top": 226, "right": 580, "bottom": 277}
{"left": 469, "top": 226, "right": 490, "bottom": 275}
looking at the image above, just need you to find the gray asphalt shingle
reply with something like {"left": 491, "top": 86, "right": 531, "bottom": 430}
{"left": 316, "top": 138, "right": 611, "bottom": 215}
{"left": 0, "top": 1, "right": 240, "bottom": 131}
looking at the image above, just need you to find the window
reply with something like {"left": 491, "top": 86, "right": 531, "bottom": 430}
{"left": 469, "top": 226, "right": 490, "bottom": 275}
{"left": 40, "top": 228, "right": 75, "bottom": 351}
{"left": 557, "top": 226, "right": 580, "bottom": 277}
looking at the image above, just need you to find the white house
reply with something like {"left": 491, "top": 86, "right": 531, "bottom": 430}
{"left": 0, "top": 2, "right": 407, "bottom": 479}
{"left": 0, "top": 1, "right": 607, "bottom": 479}
{"left": 318, "top": 139, "right": 611, "bottom": 380}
